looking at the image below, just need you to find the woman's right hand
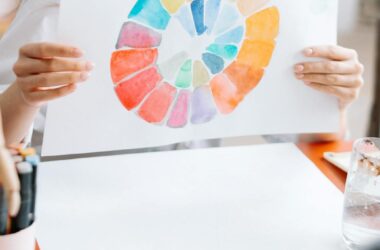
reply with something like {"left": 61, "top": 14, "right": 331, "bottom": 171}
{"left": 12, "top": 42, "right": 94, "bottom": 107}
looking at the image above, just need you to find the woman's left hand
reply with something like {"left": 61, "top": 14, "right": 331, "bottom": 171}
{"left": 294, "top": 45, "right": 364, "bottom": 110}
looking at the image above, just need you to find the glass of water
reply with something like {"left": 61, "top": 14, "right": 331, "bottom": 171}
{"left": 343, "top": 138, "right": 380, "bottom": 249}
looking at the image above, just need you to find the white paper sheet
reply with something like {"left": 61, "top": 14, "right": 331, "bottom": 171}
{"left": 42, "top": 0, "right": 340, "bottom": 156}
{"left": 36, "top": 144, "right": 345, "bottom": 250}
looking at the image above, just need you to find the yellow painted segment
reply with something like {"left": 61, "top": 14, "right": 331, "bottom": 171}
{"left": 193, "top": 60, "right": 210, "bottom": 87}
{"left": 237, "top": 0, "right": 269, "bottom": 16}
{"left": 162, "top": 0, "right": 186, "bottom": 13}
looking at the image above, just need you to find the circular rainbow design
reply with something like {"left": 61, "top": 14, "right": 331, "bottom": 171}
{"left": 110, "top": 0, "right": 279, "bottom": 128}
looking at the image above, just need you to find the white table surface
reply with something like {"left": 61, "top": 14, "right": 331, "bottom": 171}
{"left": 36, "top": 143, "right": 346, "bottom": 250}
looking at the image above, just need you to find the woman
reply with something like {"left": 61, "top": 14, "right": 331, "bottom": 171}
{"left": 0, "top": 0, "right": 364, "bottom": 145}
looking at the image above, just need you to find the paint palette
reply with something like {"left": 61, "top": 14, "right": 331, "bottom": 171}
{"left": 110, "top": 0, "right": 279, "bottom": 128}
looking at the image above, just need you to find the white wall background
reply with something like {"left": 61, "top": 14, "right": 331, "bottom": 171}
{"left": 338, "top": 0, "right": 378, "bottom": 139}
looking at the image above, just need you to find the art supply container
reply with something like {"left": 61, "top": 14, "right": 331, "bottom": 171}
{"left": 342, "top": 138, "right": 380, "bottom": 249}
{"left": 0, "top": 222, "right": 36, "bottom": 250}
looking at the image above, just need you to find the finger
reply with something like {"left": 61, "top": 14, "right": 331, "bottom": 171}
{"left": 296, "top": 74, "right": 363, "bottom": 88}
{"left": 20, "top": 42, "right": 83, "bottom": 59}
{"left": 8, "top": 191, "right": 21, "bottom": 217}
{"left": 303, "top": 45, "right": 357, "bottom": 61}
{"left": 25, "top": 84, "right": 77, "bottom": 105}
{"left": 295, "top": 60, "right": 364, "bottom": 74}
{"left": 0, "top": 149, "right": 21, "bottom": 216}
{"left": 13, "top": 57, "right": 94, "bottom": 76}
{"left": 17, "top": 72, "right": 90, "bottom": 91}
{"left": 305, "top": 82, "right": 360, "bottom": 102}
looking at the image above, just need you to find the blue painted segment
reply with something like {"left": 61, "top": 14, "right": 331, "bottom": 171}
{"left": 205, "top": 0, "right": 221, "bottom": 34}
{"left": 191, "top": 0, "right": 207, "bottom": 35}
{"left": 213, "top": 4, "right": 240, "bottom": 35}
{"left": 128, "top": 0, "right": 171, "bottom": 30}
{"left": 215, "top": 26, "right": 244, "bottom": 44}
{"left": 202, "top": 53, "right": 224, "bottom": 74}
{"left": 176, "top": 5, "right": 197, "bottom": 37}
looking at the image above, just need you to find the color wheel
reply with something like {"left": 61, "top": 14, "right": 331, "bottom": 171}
{"left": 110, "top": 0, "right": 280, "bottom": 128}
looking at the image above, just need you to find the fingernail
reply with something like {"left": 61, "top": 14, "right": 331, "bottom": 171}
{"left": 294, "top": 65, "right": 304, "bottom": 73}
{"left": 86, "top": 62, "right": 95, "bottom": 71}
{"left": 73, "top": 48, "right": 84, "bottom": 57}
{"left": 304, "top": 81, "right": 311, "bottom": 85}
{"left": 296, "top": 74, "right": 304, "bottom": 79}
{"left": 303, "top": 48, "right": 313, "bottom": 56}
{"left": 80, "top": 72, "right": 90, "bottom": 81}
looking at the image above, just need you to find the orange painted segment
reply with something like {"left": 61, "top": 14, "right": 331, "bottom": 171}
{"left": 297, "top": 141, "right": 352, "bottom": 193}
{"left": 223, "top": 61, "right": 264, "bottom": 96}
{"left": 110, "top": 48, "right": 158, "bottom": 84}
{"left": 245, "top": 7, "right": 280, "bottom": 41}
{"left": 138, "top": 83, "right": 177, "bottom": 123}
{"left": 210, "top": 74, "right": 243, "bottom": 114}
{"left": 115, "top": 67, "right": 162, "bottom": 111}
{"left": 237, "top": 40, "right": 275, "bottom": 68}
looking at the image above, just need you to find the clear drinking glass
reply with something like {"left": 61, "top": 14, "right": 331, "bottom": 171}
{"left": 343, "top": 138, "right": 380, "bottom": 249}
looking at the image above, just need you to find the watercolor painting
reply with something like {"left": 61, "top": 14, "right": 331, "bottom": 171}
{"left": 43, "top": 0, "right": 340, "bottom": 155}
{"left": 110, "top": 0, "right": 280, "bottom": 128}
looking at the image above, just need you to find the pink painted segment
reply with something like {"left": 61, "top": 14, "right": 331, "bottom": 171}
{"left": 116, "top": 21, "right": 162, "bottom": 49}
{"left": 167, "top": 90, "right": 191, "bottom": 128}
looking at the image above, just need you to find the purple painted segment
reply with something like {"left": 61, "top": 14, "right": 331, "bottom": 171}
{"left": 116, "top": 21, "right": 162, "bottom": 49}
{"left": 191, "top": 86, "right": 217, "bottom": 124}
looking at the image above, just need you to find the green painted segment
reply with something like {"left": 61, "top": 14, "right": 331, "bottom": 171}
{"left": 175, "top": 59, "right": 193, "bottom": 88}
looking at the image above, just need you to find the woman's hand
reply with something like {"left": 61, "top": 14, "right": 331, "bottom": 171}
{"left": 294, "top": 45, "right": 364, "bottom": 110}
{"left": 12, "top": 42, "right": 93, "bottom": 107}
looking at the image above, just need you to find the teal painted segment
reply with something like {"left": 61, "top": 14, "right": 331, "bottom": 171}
{"left": 128, "top": 0, "right": 171, "bottom": 30}
{"left": 206, "top": 44, "right": 238, "bottom": 60}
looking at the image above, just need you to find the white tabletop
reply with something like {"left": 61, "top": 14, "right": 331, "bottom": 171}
{"left": 36, "top": 143, "right": 346, "bottom": 250}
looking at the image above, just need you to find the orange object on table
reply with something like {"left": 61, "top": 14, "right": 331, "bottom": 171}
{"left": 297, "top": 141, "right": 353, "bottom": 192}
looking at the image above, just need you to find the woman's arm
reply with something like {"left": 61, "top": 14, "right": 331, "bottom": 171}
{"left": 294, "top": 45, "right": 364, "bottom": 142}
{"left": 0, "top": 42, "right": 93, "bottom": 144}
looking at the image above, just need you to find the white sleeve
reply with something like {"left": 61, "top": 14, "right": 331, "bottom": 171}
{"left": 0, "top": 0, "right": 20, "bottom": 18}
